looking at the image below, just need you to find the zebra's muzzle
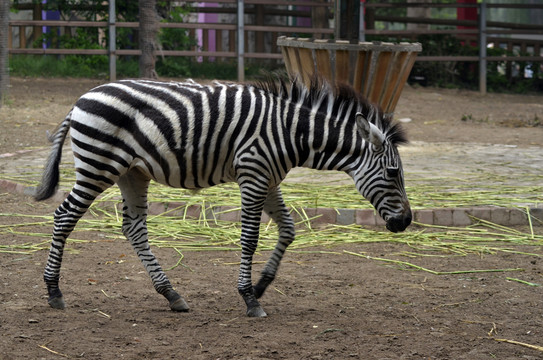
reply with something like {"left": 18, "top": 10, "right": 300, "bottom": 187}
{"left": 385, "top": 211, "right": 412, "bottom": 233}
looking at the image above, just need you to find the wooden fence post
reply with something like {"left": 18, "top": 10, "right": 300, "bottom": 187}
{"left": 359, "top": 1, "right": 365, "bottom": 42}
{"left": 478, "top": 1, "right": 487, "bottom": 95}
{"left": 109, "top": 0, "right": 116, "bottom": 82}
{"left": 237, "top": 0, "right": 244, "bottom": 82}
{"left": 335, "top": 0, "right": 360, "bottom": 43}
{"left": 0, "top": 0, "right": 9, "bottom": 107}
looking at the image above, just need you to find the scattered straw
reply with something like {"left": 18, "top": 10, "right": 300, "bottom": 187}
{"left": 343, "top": 251, "right": 524, "bottom": 275}
{"left": 493, "top": 338, "right": 543, "bottom": 352}
{"left": 1, "top": 206, "right": 540, "bottom": 269}
{"left": 38, "top": 344, "right": 68, "bottom": 358}
{"left": 1, "top": 171, "right": 541, "bottom": 270}
{"left": 96, "top": 310, "right": 111, "bottom": 319}
{"left": 505, "top": 277, "right": 540, "bottom": 287}
{"left": 526, "top": 206, "right": 535, "bottom": 239}
{"left": 5, "top": 166, "right": 541, "bottom": 211}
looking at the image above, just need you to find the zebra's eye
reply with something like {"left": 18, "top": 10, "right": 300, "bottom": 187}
{"left": 386, "top": 167, "right": 399, "bottom": 178}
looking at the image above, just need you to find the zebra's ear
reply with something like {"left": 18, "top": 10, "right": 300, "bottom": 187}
{"left": 355, "top": 112, "right": 385, "bottom": 150}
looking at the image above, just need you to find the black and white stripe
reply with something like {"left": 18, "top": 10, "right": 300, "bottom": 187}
{"left": 35, "top": 75, "right": 411, "bottom": 317}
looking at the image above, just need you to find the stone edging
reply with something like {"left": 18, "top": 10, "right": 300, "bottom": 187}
{"left": 1, "top": 179, "right": 541, "bottom": 227}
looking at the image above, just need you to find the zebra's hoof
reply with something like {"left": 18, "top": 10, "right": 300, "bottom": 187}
{"left": 48, "top": 296, "right": 66, "bottom": 310}
{"left": 246, "top": 305, "right": 267, "bottom": 318}
{"left": 169, "top": 297, "right": 190, "bottom": 312}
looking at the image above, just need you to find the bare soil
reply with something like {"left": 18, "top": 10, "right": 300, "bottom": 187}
{"left": 1, "top": 78, "right": 543, "bottom": 359}
{"left": 1, "top": 77, "right": 543, "bottom": 154}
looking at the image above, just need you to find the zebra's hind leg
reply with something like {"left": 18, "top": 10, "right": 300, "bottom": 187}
{"left": 44, "top": 184, "right": 104, "bottom": 309}
{"left": 253, "top": 186, "right": 295, "bottom": 299}
{"left": 116, "top": 170, "right": 189, "bottom": 312}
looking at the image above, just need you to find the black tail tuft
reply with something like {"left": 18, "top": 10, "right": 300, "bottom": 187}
{"left": 34, "top": 113, "right": 71, "bottom": 201}
{"left": 34, "top": 151, "right": 62, "bottom": 201}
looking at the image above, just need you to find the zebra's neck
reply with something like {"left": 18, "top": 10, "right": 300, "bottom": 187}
{"left": 288, "top": 102, "right": 363, "bottom": 173}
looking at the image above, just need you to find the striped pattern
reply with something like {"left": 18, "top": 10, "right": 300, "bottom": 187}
{"left": 35, "top": 76, "right": 411, "bottom": 317}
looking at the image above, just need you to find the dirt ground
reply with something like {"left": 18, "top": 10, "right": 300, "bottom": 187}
{"left": 1, "top": 77, "right": 543, "bottom": 154}
{"left": 1, "top": 77, "right": 543, "bottom": 359}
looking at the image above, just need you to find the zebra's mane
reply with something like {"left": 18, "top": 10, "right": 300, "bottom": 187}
{"left": 252, "top": 75, "right": 408, "bottom": 146}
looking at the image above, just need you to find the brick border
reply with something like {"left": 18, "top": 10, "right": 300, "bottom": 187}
{"left": 2, "top": 179, "right": 541, "bottom": 227}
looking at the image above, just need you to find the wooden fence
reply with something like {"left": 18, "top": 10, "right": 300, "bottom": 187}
{"left": 7, "top": 1, "right": 543, "bottom": 92}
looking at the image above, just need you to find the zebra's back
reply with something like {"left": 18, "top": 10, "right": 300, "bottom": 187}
{"left": 70, "top": 79, "right": 286, "bottom": 190}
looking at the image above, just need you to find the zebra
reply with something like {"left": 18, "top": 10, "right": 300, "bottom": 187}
{"left": 34, "top": 75, "right": 412, "bottom": 317}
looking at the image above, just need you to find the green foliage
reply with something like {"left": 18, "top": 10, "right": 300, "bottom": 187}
{"left": 9, "top": 54, "right": 106, "bottom": 78}
{"left": 412, "top": 34, "right": 477, "bottom": 88}
{"left": 9, "top": 54, "right": 275, "bottom": 81}
{"left": 116, "top": 58, "right": 140, "bottom": 78}
{"left": 154, "top": 3, "right": 197, "bottom": 78}
{"left": 10, "top": 0, "right": 268, "bottom": 81}
{"left": 29, "top": 27, "right": 109, "bottom": 77}
{"left": 188, "top": 61, "right": 238, "bottom": 80}
{"left": 156, "top": 57, "right": 191, "bottom": 78}
{"left": 159, "top": 4, "right": 194, "bottom": 50}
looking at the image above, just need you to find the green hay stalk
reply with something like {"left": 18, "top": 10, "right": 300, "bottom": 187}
{"left": 505, "top": 277, "right": 540, "bottom": 287}
{"left": 526, "top": 206, "right": 535, "bottom": 239}
{"left": 4, "top": 167, "right": 542, "bottom": 210}
{"left": 1, "top": 206, "right": 541, "bottom": 259}
{"left": 344, "top": 251, "right": 525, "bottom": 275}
{"left": 1, "top": 168, "right": 541, "bottom": 264}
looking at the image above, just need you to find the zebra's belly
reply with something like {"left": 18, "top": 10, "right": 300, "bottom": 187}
{"left": 130, "top": 150, "right": 237, "bottom": 190}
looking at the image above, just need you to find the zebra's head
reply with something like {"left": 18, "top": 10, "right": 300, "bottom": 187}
{"left": 350, "top": 112, "right": 412, "bottom": 233}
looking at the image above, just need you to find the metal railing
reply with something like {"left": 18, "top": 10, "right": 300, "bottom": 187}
{"left": 7, "top": 1, "right": 543, "bottom": 92}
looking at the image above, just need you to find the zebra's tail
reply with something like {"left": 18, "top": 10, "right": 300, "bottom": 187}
{"left": 34, "top": 111, "right": 72, "bottom": 201}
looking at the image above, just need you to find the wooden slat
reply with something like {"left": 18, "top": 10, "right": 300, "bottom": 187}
{"left": 314, "top": 46, "right": 332, "bottom": 81}
{"left": 353, "top": 51, "right": 368, "bottom": 94}
{"left": 243, "top": 53, "right": 283, "bottom": 59}
{"left": 216, "top": 29, "right": 223, "bottom": 54}
{"left": 286, "top": 46, "right": 302, "bottom": 79}
{"left": 387, "top": 52, "right": 418, "bottom": 114}
{"left": 19, "top": 26, "right": 26, "bottom": 48}
{"left": 9, "top": 48, "right": 108, "bottom": 55}
{"left": 229, "top": 30, "right": 235, "bottom": 53}
{"left": 280, "top": 44, "right": 294, "bottom": 77}
{"left": 10, "top": 20, "right": 108, "bottom": 27}
{"left": 380, "top": 51, "right": 408, "bottom": 113}
{"left": 297, "top": 47, "right": 315, "bottom": 87}
{"left": 367, "top": 51, "right": 393, "bottom": 106}
{"left": 361, "top": 50, "right": 377, "bottom": 98}
{"left": 203, "top": 29, "right": 209, "bottom": 52}
{"left": 32, "top": 3, "right": 42, "bottom": 44}
{"left": 334, "top": 40, "right": 350, "bottom": 84}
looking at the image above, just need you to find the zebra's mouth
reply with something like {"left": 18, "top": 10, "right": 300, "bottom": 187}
{"left": 385, "top": 213, "right": 412, "bottom": 233}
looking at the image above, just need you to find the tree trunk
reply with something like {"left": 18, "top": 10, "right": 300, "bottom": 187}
{"left": 0, "top": 0, "right": 10, "bottom": 107}
{"left": 312, "top": 0, "right": 330, "bottom": 40}
{"left": 139, "top": 0, "right": 158, "bottom": 79}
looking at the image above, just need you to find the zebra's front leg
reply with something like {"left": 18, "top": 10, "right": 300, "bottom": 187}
{"left": 237, "top": 182, "right": 268, "bottom": 317}
{"left": 253, "top": 186, "right": 295, "bottom": 299}
{"left": 117, "top": 172, "right": 188, "bottom": 312}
